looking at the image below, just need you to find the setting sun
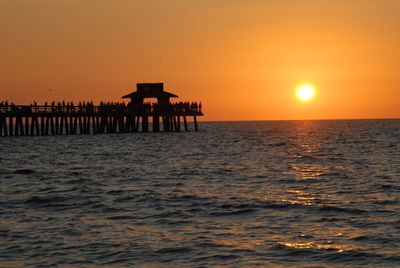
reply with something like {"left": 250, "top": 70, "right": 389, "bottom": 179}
{"left": 296, "top": 85, "right": 316, "bottom": 102}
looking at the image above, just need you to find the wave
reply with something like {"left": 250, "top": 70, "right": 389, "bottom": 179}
{"left": 13, "top": 169, "right": 35, "bottom": 174}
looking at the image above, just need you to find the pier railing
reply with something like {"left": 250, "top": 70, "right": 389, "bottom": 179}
{"left": 0, "top": 103, "right": 202, "bottom": 115}
{"left": 0, "top": 102, "right": 203, "bottom": 136}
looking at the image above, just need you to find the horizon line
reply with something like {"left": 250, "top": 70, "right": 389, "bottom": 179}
{"left": 202, "top": 117, "right": 400, "bottom": 122}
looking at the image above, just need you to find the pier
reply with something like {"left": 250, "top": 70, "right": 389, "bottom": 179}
{"left": 0, "top": 83, "right": 203, "bottom": 136}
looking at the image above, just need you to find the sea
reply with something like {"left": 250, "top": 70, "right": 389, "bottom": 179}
{"left": 0, "top": 119, "right": 399, "bottom": 267}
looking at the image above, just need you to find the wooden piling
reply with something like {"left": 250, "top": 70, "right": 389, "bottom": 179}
{"left": 25, "top": 116, "right": 29, "bottom": 135}
{"left": 55, "top": 115, "right": 59, "bottom": 135}
{"left": 70, "top": 115, "right": 74, "bottom": 133}
{"left": 153, "top": 115, "right": 160, "bottom": 132}
{"left": 9, "top": 116, "right": 14, "bottom": 136}
{"left": 169, "top": 116, "right": 174, "bottom": 132}
{"left": 172, "top": 116, "right": 177, "bottom": 132}
{"left": 0, "top": 115, "right": 3, "bottom": 136}
{"left": 30, "top": 116, "right": 35, "bottom": 135}
{"left": 65, "top": 115, "right": 70, "bottom": 135}
{"left": 78, "top": 116, "right": 83, "bottom": 134}
{"left": 40, "top": 116, "right": 45, "bottom": 135}
{"left": 183, "top": 116, "right": 188, "bottom": 131}
{"left": 135, "top": 116, "right": 140, "bottom": 132}
{"left": 13, "top": 116, "right": 18, "bottom": 136}
{"left": 177, "top": 116, "right": 181, "bottom": 131}
{"left": 83, "top": 116, "right": 87, "bottom": 134}
{"left": 50, "top": 116, "right": 55, "bottom": 135}
{"left": 118, "top": 115, "right": 124, "bottom": 133}
{"left": 13, "top": 116, "right": 19, "bottom": 136}
{"left": 35, "top": 115, "right": 40, "bottom": 135}
{"left": 4, "top": 115, "right": 8, "bottom": 136}
{"left": 162, "top": 116, "right": 168, "bottom": 132}
{"left": 59, "top": 115, "right": 64, "bottom": 135}
{"left": 2, "top": 115, "right": 8, "bottom": 136}
{"left": 142, "top": 116, "right": 149, "bottom": 132}
{"left": 19, "top": 116, "right": 24, "bottom": 135}
{"left": 194, "top": 116, "right": 198, "bottom": 131}
{"left": 87, "top": 116, "right": 92, "bottom": 134}
{"left": 92, "top": 116, "right": 97, "bottom": 134}
{"left": 45, "top": 115, "right": 49, "bottom": 135}
{"left": 95, "top": 116, "right": 100, "bottom": 133}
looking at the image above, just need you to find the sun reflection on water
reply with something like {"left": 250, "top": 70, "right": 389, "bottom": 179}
{"left": 285, "top": 163, "right": 332, "bottom": 180}
{"left": 279, "top": 241, "right": 357, "bottom": 253}
{"left": 280, "top": 189, "right": 333, "bottom": 206}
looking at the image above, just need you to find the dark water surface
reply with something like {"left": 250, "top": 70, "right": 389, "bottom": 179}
{"left": 1, "top": 120, "right": 399, "bottom": 267}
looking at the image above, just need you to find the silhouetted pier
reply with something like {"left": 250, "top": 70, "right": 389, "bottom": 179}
{"left": 0, "top": 83, "right": 203, "bottom": 136}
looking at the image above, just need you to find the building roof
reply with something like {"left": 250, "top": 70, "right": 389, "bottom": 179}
{"left": 122, "top": 83, "right": 178, "bottom": 99}
{"left": 122, "top": 91, "right": 178, "bottom": 99}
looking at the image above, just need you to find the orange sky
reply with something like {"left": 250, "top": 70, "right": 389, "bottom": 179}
{"left": 1, "top": 0, "right": 399, "bottom": 121}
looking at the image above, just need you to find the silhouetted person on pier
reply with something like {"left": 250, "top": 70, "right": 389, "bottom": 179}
{"left": 10, "top": 103, "right": 16, "bottom": 112}
{"left": 88, "top": 101, "right": 94, "bottom": 112}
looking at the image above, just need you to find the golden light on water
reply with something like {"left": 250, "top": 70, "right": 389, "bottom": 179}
{"left": 296, "top": 85, "right": 316, "bottom": 102}
{"left": 280, "top": 241, "right": 355, "bottom": 253}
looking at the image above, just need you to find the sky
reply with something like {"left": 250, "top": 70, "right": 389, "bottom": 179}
{"left": 1, "top": 0, "right": 400, "bottom": 121}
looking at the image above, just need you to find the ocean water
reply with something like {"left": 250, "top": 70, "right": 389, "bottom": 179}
{"left": 0, "top": 119, "right": 399, "bottom": 267}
